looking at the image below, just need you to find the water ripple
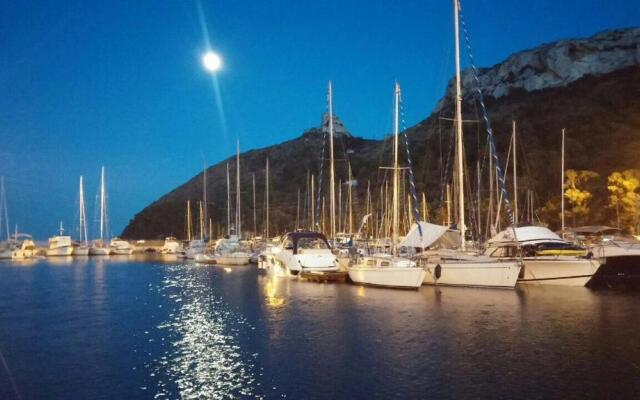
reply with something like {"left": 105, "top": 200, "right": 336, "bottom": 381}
{"left": 146, "top": 264, "right": 260, "bottom": 399}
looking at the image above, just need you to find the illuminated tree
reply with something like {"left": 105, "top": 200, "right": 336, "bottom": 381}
{"left": 564, "top": 169, "right": 599, "bottom": 225}
{"left": 607, "top": 169, "right": 640, "bottom": 232}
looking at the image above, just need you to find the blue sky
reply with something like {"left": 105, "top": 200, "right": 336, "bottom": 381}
{"left": 1, "top": 0, "right": 637, "bottom": 239}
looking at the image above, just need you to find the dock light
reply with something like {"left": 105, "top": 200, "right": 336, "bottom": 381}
{"left": 202, "top": 51, "right": 222, "bottom": 73}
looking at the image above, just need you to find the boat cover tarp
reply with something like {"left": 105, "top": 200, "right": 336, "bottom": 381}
{"left": 400, "top": 222, "right": 448, "bottom": 248}
{"left": 487, "top": 226, "right": 563, "bottom": 244}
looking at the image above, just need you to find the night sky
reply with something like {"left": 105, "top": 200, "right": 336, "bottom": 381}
{"left": 1, "top": 0, "right": 637, "bottom": 239}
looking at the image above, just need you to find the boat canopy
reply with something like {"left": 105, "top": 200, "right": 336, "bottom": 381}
{"left": 487, "top": 226, "right": 563, "bottom": 245}
{"left": 283, "top": 231, "right": 331, "bottom": 254}
{"left": 399, "top": 222, "right": 448, "bottom": 249}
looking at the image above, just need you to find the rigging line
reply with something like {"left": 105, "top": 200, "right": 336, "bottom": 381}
{"left": 399, "top": 93, "right": 423, "bottom": 237}
{"left": 458, "top": 1, "right": 517, "bottom": 235}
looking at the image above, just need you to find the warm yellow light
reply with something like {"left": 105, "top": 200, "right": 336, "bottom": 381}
{"left": 202, "top": 51, "right": 222, "bottom": 73}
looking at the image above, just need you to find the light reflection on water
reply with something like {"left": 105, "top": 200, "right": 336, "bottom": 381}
{"left": 147, "top": 264, "right": 261, "bottom": 400}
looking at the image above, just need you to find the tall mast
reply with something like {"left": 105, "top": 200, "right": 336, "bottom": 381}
{"left": 0, "top": 177, "right": 8, "bottom": 242}
{"left": 392, "top": 83, "right": 401, "bottom": 256}
{"left": 79, "top": 176, "right": 87, "bottom": 245}
{"left": 199, "top": 201, "right": 204, "bottom": 241}
{"left": 236, "top": 140, "right": 241, "bottom": 238}
{"left": 454, "top": 0, "right": 466, "bottom": 250}
{"left": 328, "top": 81, "right": 336, "bottom": 241}
{"left": 100, "top": 166, "right": 105, "bottom": 241}
{"left": 310, "top": 174, "right": 315, "bottom": 230}
{"left": 252, "top": 173, "right": 257, "bottom": 238}
{"left": 338, "top": 180, "right": 342, "bottom": 233}
{"left": 203, "top": 161, "right": 207, "bottom": 231}
{"left": 348, "top": 163, "right": 353, "bottom": 234}
{"left": 561, "top": 128, "right": 565, "bottom": 238}
{"left": 296, "top": 188, "right": 300, "bottom": 230}
{"left": 186, "top": 200, "right": 192, "bottom": 241}
{"left": 226, "top": 162, "right": 231, "bottom": 236}
{"left": 265, "top": 157, "right": 270, "bottom": 239}
{"left": 513, "top": 120, "right": 518, "bottom": 225}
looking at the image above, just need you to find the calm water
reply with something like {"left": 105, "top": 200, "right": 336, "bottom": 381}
{"left": 0, "top": 257, "right": 639, "bottom": 399}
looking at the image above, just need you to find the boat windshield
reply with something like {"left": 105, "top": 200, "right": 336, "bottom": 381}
{"left": 297, "top": 237, "right": 330, "bottom": 250}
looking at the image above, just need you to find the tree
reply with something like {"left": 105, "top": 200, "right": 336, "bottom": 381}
{"left": 564, "top": 169, "right": 599, "bottom": 225}
{"left": 607, "top": 169, "right": 640, "bottom": 232}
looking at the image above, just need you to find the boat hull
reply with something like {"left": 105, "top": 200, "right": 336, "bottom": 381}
{"left": 74, "top": 246, "right": 90, "bottom": 256}
{"left": 518, "top": 258, "right": 599, "bottom": 286}
{"left": 215, "top": 255, "right": 251, "bottom": 266}
{"left": 110, "top": 248, "right": 133, "bottom": 255}
{"left": 423, "top": 261, "right": 520, "bottom": 288}
{"left": 46, "top": 246, "right": 74, "bottom": 257}
{"left": 89, "top": 247, "right": 110, "bottom": 256}
{"left": 587, "top": 255, "right": 640, "bottom": 290}
{"left": 348, "top": 267, "right": 426, "bottom": 289}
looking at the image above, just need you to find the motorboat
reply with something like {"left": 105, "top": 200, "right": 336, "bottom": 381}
{"left": 569, "top": 226, "right": 640, "bottom": 289}
{"left": 160, "top": 236, "right": 183, "bottom": 254}
{"left": 485, "top": 226, "right": 600, "bottom": 286}
{"left": 109, "top": 237, "right": 133, "bottom": 255}
{"left": 259, "top": 231, "right": 339, "bottom": 276}
{"left": 213, "top": 235, "right": 250, "bottom": 266}
{"left": 46, "top": 222, "right": 74, "bottom": 256}
{"left": 11, "top": 233, "right": 37, "bottom": 260}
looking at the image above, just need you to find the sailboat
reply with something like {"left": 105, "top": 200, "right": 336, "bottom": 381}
{"left": 0, "top": 177, "right": 14, "bottom": 259}
{"left": 347, "top": 83, "right": 427, "bottom": 289}
{"left": 185, "top": 201, "right": 207, "bottom": 259}
{"left": 74, "top": 176, "right": 90, "bottom": 256}
{"left": 419, "top": 0, "right": 520, "bottom": 288}
{"left": 89, "top": 166, "right": 110, "bottom": 256}
{"left": 46, "top": 221, "right": 74, "bottom": 256}
{"left": 214, "top": 141, "right": 251, "bottom": 265}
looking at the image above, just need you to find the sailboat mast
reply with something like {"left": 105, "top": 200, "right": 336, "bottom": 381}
{"left": 310, "top": 174, "right": 315, "bottom": 230}
{"left": 252, "top": 173, "right": 257, "bottom": 238}
{"left": 392, "top": 83, "right": 401, "bottom": 256}
{"left": 265, "top": 157, "right": 270, "bottom": 239}
{"left": 0, "top": 177, "right": 8, "bottom": 242}
{"left": 236, "top": 141, "right": 241, "bottom": 238}
{"left": 186, "top": 200, "right": 192, "bottom": 241}
{"left": 199, "top": 201, "right": 204, "bottom": 241}
{"left": 328, "top": 81, "right": 336, "bottom": 241}
{"left": 203, "top": 161, "right": 207, "bottom": 230}
{"left": 454, "top": 0, "right": 466, "bottom": 250}
{"left": 226, "top": 162, "right": 231, "bottom": 236}
{"left": 513, "top": 120, "right": 518, "bottom": 225}
{"left": 348, "top": 163, "right": 353, "bottom": 234}
{"left": 561, "top": 128, "right": 565, "bottom": 238}
{"left": 79, "top": 176, "right": 88, "bottom": 245}
{"left": 100, "top": 166, "right": 105, "bottom": 241}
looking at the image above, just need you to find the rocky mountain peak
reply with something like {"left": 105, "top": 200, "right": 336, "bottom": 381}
{"left": 437, "top": 27, "right": 640, "bottom": 111}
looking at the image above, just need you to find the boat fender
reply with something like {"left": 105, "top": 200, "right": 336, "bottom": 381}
{"left": 519, "top": 264, "right": 525, "bottom": 279}
{"left": 435, "top": 264, "right": 441, "bottom": 279}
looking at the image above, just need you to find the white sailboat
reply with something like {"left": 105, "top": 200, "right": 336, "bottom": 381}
{"left": 348, "top": 83, "right": 427, "bottom": 289}
{"left": 419, "top": 0, "right": 520, "bottom": 288}
{"left": 74, "top": 176, "right": 90, "bottom": 256}
{"left": 46, "top": 221, "right": 74, "bottom": 256}
{"left": 185, "top": 201, "right": 207, "bottom": 259}
{"left": 0, "top": 177, "right": 14, "bottom": 259}
{"left": 90, "top": 166, "right": 110, "bottom": 256}
{"left": 215, "top": 141, "right": 251, "bottom": 266}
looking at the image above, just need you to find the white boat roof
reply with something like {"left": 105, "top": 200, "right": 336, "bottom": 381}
{"left": 487, "top": 226, "right": 564, "bottom": 245}
{"left": 399, "top": 222, "right": 449, "bottom": 248}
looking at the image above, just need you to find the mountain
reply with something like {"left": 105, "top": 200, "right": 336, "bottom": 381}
{"left": 122, "top": 28, "right": 640, "bottom": 239}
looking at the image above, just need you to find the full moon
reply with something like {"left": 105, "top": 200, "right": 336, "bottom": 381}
{"left": 202, "top": 51, "right": 222, "bottom": 72}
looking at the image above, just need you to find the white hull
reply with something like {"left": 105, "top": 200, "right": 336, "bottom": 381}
{"left": 215, "top": 254, "right": 251, "bottom": 266}
{"left": 519, "top": 258, "right": 600, "bottom": 286}
{"left": 348, "top": 266, "right": 426, "bottom": 289}
{"left": 46, "top": 246, "right": 74, "bottom": 257}
{"left": 110, "top": 248, "right": 133, "bottom": 255}
{"left": 74, "top": 246, "right": 90, "bottom": 256}
{"left": 89, "top": 247, "right": 110, "bottom": 256}
{"left": 0, "top": 248, "right": 12, "bottom": 259}
{"left": 423, "top": 260, "right": 520, "bottom": 288}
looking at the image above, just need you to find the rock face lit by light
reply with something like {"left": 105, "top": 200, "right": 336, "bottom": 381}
{"left": 202, "top": 51, "right": 222, "bottom": 73}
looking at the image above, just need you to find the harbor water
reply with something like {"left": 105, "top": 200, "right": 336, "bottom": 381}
{"left": 0, "top": 257, "right": 639, "bottom": 399}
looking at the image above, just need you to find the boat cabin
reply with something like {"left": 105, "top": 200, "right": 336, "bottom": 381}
{"left": 280, "top": 231, "right": 332, "bottom": 254}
